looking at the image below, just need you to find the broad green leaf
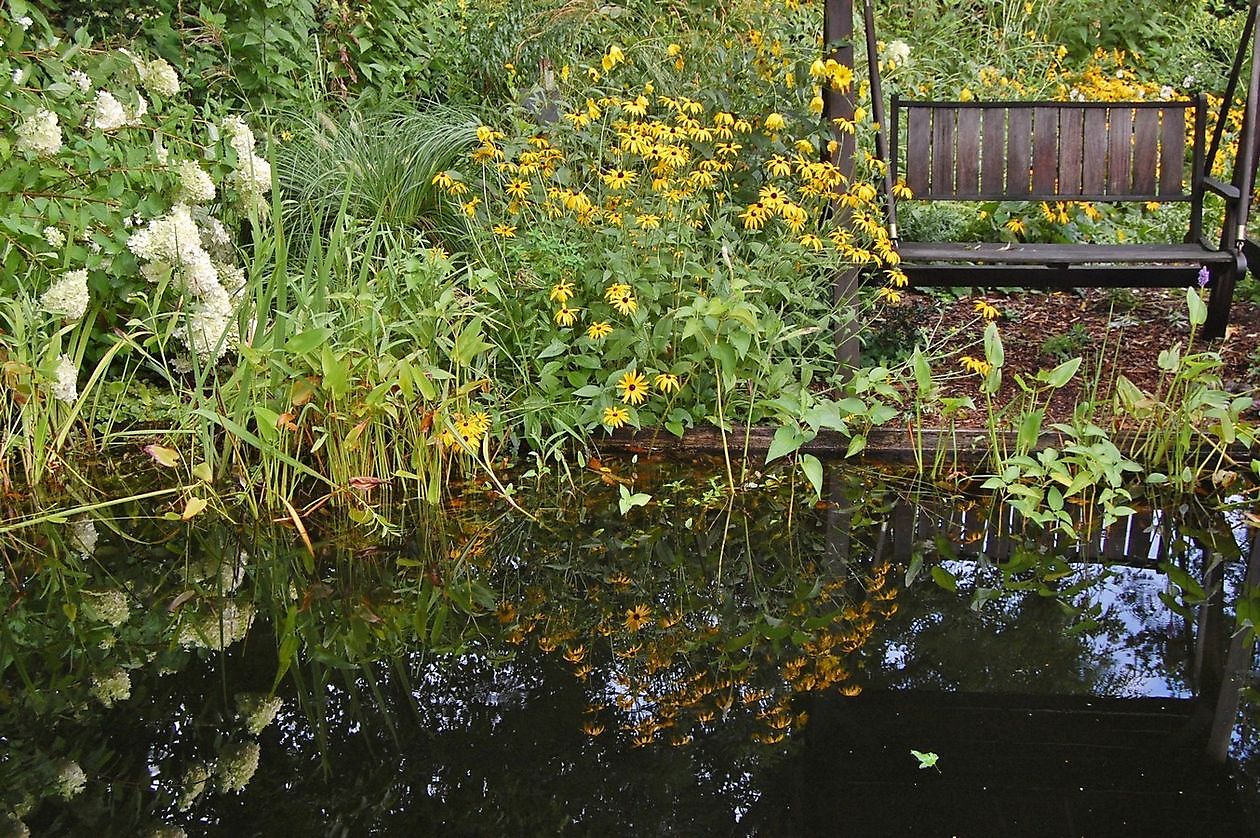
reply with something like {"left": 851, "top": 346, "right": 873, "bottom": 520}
{"left": 911, "top": 750, "right": 940, "bottom": 770}
{"left": 799, "top": 454, "right": 824, "bottom": 500}
{"left": 181, "top": 496, "right": 209, "bottom": 520}
{"left": 983, "top": 321, "right": 1004, "bottom": 368}
{"left": 618, "top": 484, "right": 652, "bottom": 515}
{"left": 1042, "top": 357, "right": 1081, "bottom": 389}
{"left": 766, "top": 425, "right": 805, "bottom": 464}
{"left": 930, "top": 565, "right": 957, "bottom": 592}
{"left": 1186, "top": 286, "right": 1207, "bottom": 326}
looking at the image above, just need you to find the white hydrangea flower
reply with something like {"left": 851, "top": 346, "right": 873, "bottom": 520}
{"left": 51, "top": 354, "right": 79, "bottom": 404}
{"left": 69, "top": 514, "right": 97, "bottom": 556}
{"left": 16, "top": 15, "right": 33, "bottom": 29}
{"left": 216, "top": 741, "right": 260, "bottom": 793}
{"left": 16, "top": 109, "right": 62, "bottom": 156}
{"left": 132, "top": 94, "right": 147, "bottom": 124}
{"left": 84, "top": 589, "right": 129, "bottom": 628}
{"left": 175, "top": 160, "right": 215, "bottom": 203}
{"left": 176, "top": 762, "right": 212, "bottom": 811}
{"left": 141, "top": 58, "right": 180, "bottom": 97}
{"left": 42, "top": 226, "right": 66, "bottom": 249}
{"left": 92, "top": 90, "right": 129, "bottom": 132}
{"left": 886, "top": 39, "right": 911, "bottom": 66}
{"left": 90, "top": 666, "right": 131, "bottom": 707}
{"left": 235, "top": 693, "right": 283, "bottom": 735}
{"left": 221, "top": 115, "right": 256, "bottom": 159}
{"left": 52, "top": 760, "right": 87, "bottom": 799}
{"left": 39, "top": 268, "right": 89, "bottom": 320}
{"left": 69, "top": 69, "right": 91, "bottom": 91}
{"left": 229, "top": 153, "right": 272, "bottom": 212}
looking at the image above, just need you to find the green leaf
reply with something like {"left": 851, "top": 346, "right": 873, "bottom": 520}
{"left": 910, "top": 750, "right": 940, "bottom": 770}
{"left": 911, "top": 348, "right": 932, "bottom": 398}
{"left": 930, "top": 565, "right": 957, "bottom": 592}
{"left": 845, "top": 434, "right": 866, "bottom": 458}
{"left": 284, "top": 327, "right": 332, "bottom": 354}
{"left": 453, "top": 318, "right": 492, "bottom": 364}
{"left": 1041, "top": 357, "right": 1081, "bottom": 389}
{"left": 799, "top": 454, "right": 824, "bottom": 501}
{"left": 766, "top": 424, "right": 805, "bottom": 464}
{"left": 618, "top": 484, "right": 652, "bottom": 515}
{"left": 983, "top": 321, "right": 1004, "bottom": 368}
{"left": 1186, "top": 286, "right": 1207, "bottom": 327}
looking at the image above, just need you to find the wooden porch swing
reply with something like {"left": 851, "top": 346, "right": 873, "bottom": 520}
{"left": 858, "top": 0, "right": 1260, "bottom": 339}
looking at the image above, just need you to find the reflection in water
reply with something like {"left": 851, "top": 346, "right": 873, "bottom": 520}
{"left": 0, "top": 459, "right": 1255, "bottom": 834}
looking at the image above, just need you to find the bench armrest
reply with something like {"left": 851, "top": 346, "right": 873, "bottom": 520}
{"left": 1203, "top": 176, "right": 1241, "bottom": 200}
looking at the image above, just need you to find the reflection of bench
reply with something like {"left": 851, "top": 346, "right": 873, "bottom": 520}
{"left": 860, "top": 0, "right": 1260, "bottom": 339}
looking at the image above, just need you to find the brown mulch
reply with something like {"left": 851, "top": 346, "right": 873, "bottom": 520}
{"left": 883, "top": 286, "right": 1260, "bottom": 429}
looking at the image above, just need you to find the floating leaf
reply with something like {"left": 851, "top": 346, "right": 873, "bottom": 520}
{"left": 181, "top": 496, "right": 208, "bottom": 520}
{"left": 618, "top": 483, "right": 652, "bottom": 515}
{"left": 143, "top": 444, "right": 179, "bottom": 468}
{"left": 910, "top": 749, "right": 940, "bottom": 770}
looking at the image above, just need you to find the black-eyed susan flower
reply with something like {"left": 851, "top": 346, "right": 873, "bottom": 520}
{"left": 492, "top": 223, "right": 516, "bottom": 238}
{"left": 549, "top": 280, "right": 575, "bottom": 304}
{"left": 461, "top": 197, "right": 480, "bottom": 217}
{"left": 766, "top": 155, "right": 793, "bottom": 177}
{"left": 554, "top": 305, "right": 579, "bottom": 327}
{"left": 601, "top": 168, "right": 635, "bottom": 190}
{"left": 876, "top": 286, "right": 903, "bottom": 304}
{"left": 617, "top": 370, "right": 649, "bottom": 404}
{"left": 612, "top": 289, "right": 638, "bottom": 316}
{"left": 959, "top": 355, "right": 991, "bottom": 375}
{"left": 654, "top": 373, "right": 682, "bottom": 394}
{"left": 800, "top": 233, "right": 824, "bottom": 251}
{"left": 973, "top": 299, "right": 1001, "bottom": 320}
{"left": 586, "top": 320, "right": 613, "bottom": 341}
{"left": 506, "top": 179, "right": 531, "bottom": 199}
{"left": 635, "top": 213, "right": 661, "bottom": 230}
{"left": 763, "top": 112, "right": 786, "bottom": 132}
{"left": 605, "top": 283, "right": 631, "bottom": 302}
{"left": 624, "top": 604, "right": 652, "bottom": 631}
{"left": 602, "top": 406, "right": 630, "bottom": 429}
{"left": 1004, "top": 217, "right": 1027, "bottom": 236}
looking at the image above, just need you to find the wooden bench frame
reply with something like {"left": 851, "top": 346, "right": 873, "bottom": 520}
{"left": 861, "top": 0, "right": 1260, "bottom": 339}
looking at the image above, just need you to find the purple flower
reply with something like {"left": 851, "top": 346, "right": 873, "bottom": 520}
{"left": 1197, "top": 266, "right": 1210, "bottom": 288}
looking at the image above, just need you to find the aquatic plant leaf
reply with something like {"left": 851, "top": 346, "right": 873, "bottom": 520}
{"left": 799, "top": 454, "right": 823, "bottom": 501}
{"left": 143, "top": 444, "right": 180, "bottom": 468}
{"left": 930, "top": 565, "right": 957, "bottom": 592}
{"left": 618, "top": 484, "right": 652, "bottom": 515}
{"left": 765, "top": 425, "right": 805, "bottom": 464}
{"left": 180, "top": 496, "right": 208, "bottom": 520}
{"left": 910, "top": 750, "right": 939, "bottom": 770}
{"left": 1186, "top": 287, "right": 1207, "bottom": 326}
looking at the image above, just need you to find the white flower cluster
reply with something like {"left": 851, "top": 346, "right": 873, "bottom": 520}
{"left": 42, "top": 226, "right": 66, "bottom": 248}
{"left": 185, "top": 553, "right": 247, "bottom": 592}
{"left": 39, "top": 268, "right": 89, "bottom": 321}
{"left": 175, "top": 160, "right": 215, "bottom": 204}
{"left": 177, "top": 762, "right": 212, "bottom": 811}
{"left": 16, "top": 109, "right": 62, "bottom": 156}
{"left": 68, "top": 69, "right": 91, "bottom": 92}
{"left": 69, "top": 514, "right": 98, "bottom": 556}
{"left": 223, "top": 115, "right": 271, "bottom": 213}
{"left": 235, "top": 692, "right": 283, "bottom": 735}
{"left": 84, "top": 589, "right": 129, "bottom": 627}
{"left": 177, "top": 600, "right": 255, "bottom": 650}
{"left": 140, "top": 58, "right": 180, "bottom": 98}
{"left": 128, "top": 204, "right": 242, "bottom": 360}
{"left": 216, "top": 741, "right": 261, "bottom": 793}
{"left": 52, "top": 354, "right": 78, "bottom": 404}
{"left": 885, "top": 39, "right": 912, "bottom": 67}
{"left": 92, "top": 90, "right": 144, "bottom": 132}
{"left": 90, "top": 666, "right": 131, "bottom": 707}
{"left": 52, "top": 759, "right": 87, "bottom": 799}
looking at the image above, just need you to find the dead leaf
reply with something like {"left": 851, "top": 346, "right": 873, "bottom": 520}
{"left": 143, "top": 444, "right": 180, "bottom": 468}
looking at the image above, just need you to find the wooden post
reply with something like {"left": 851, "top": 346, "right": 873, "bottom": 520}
{"left": 824, "top": 0, "right": 860, "bottom": 369}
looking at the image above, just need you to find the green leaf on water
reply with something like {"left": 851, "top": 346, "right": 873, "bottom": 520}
{"left": 618, "top": 483, "right": 651, "bottom": 515}
{"left": 911, "top": 749, "right": 940, "bottom": 770}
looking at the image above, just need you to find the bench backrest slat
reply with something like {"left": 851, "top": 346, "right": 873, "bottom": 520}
{"left": 892, "top": 99, "right": 1203, "bottom": 202}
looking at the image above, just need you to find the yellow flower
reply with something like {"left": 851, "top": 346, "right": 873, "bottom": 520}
{"left": 554, "top": 305, "right": 579, "bottom": 327}
{"left": 959, "top": 355, "right": 991, "bottom": 375}
{"left": 876, "top": 286, "right": 903, "bottom": 304}
{"left": 549, "top": 280, "right": 575, "bottom": 303}
{"left": 432, "top": 171, "right": 456, "bottom": 190}
{"left": 601, "top": 168, "right": 635, "bottom": 190}
{"left": 602, "top": 405, "right": 630, "bottom": 429}
{"left": 766, "top": 155, "right": 793, "bottom": 177}
{"left": 635, "top": 213, "right": 661, "bottom": 230}
{"left": 601, "top": 44, "right": 625, "bottom": 72}
{"left": 617, "top": 370, "right": 649, "bottom": 404}
{"left": 763, "top": 112, "right": 786, "bottom": 132}
{"left": 506, "top": 179, "right": 531, "bottom": 199}
{"left": 666, "top": 43, "right": 682, "bottom": 57}
{"left": 461, "top": 197, "right": 481, "bottom": 218}
{"left": 493, "top": 224, "right": 517, "bottom": 238}
{"left": 654, "top": 373, "right": 682, "bottom": 394}
{"left": 1004, "top": 217, "right": 1027, "bottom": 236}
{"left": 624, "top": 604, "right": 652, "bottom": 631}
{"left": 586, "top": 320, "right": 613, "bottom": 340}
{"left": 740, "top": 202, "right": 769, "bottom": 230}
{"left": 612, "top": 290, "right": 638, "bottom": 317}
{"left": 799, "top": 233, "right": 824, "bottom": 251}
{"left": 605, "top": 283, "right": 631, "bottom": 302}
{"left": 973, "top": 299, "right": 1001, "bottom": 320}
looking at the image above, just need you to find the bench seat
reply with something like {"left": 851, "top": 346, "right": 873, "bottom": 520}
{"left": 898, "top": 241, "right": 1236, "bottom": 265}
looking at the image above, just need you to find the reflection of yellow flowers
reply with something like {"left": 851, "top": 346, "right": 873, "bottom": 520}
{"left": 586, "top": 321, "right": 613, "bottom": 340}
{"left": 554, "top": 305, "right": 579, "bottom": 327}
{"left": 973, "top": 299, "right": 1001, "bottom": 320}
{"left": 654, "top": 373, "right": 682, "bottom": 394}
{"left": 624, "top": 604, "right": 652, "bottom": 631}
{"left": 581, "top": 720, "right": 606, "bottom": 737}
{"left": 602, "top": 406, "right": 630, "bottom": 429}
{"left": 492, "top": 224, "right": 516, "bottom": 238}
{"left": 617, "top": 370, "right": 649, "bottom": 404}
{"left": 959, "top": 355, "right": 991, "bottom": 375}
{"left": 549, "top": 280, "right": 574, "bottom": 303}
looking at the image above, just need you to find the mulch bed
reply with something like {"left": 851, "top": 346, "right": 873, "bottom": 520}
{"left": 876, "top": 286, "right": 1260, "bottom": 429}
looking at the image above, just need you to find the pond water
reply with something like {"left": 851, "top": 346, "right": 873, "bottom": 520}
{"left": 2, "top": 458, "right": 1257, "bottom": 835}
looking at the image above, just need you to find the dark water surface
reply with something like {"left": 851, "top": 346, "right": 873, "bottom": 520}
{"left": 2, "top": 459, "right": 1257, "bottom": 836}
